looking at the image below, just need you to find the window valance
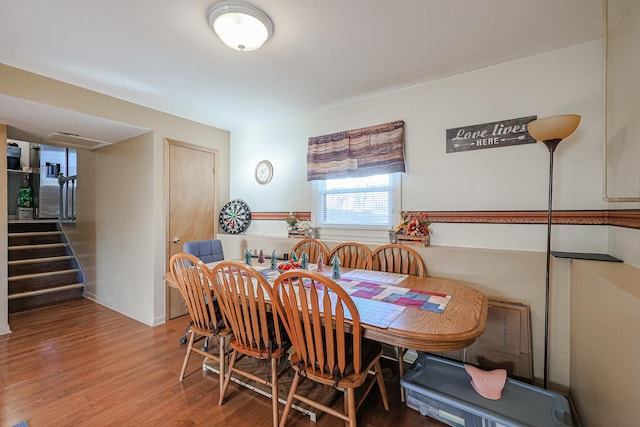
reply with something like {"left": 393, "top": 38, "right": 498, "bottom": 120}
{"left": 306, "top": 120, "right": 405, "bottom": 181}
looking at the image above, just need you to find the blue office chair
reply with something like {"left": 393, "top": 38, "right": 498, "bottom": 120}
{"left": 178, "top": 239, "right": 225, "bottom": 345}
{"left": 183, "top": 239, "right": 225, "bottom": 264}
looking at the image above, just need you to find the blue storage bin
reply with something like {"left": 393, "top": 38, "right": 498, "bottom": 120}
{"left": 401, "top": 354, "right": 573, "bottom": 427}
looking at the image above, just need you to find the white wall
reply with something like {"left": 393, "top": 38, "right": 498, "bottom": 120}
{"left": 231, "top": 41, "right": 612, "bottom": 256}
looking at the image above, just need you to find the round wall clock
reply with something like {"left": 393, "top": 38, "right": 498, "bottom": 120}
{"left": 255, "top": 160, "right": 273, "bottom": 185}
{"left": 219, "top": 199, "right": 252, "bottom": 234}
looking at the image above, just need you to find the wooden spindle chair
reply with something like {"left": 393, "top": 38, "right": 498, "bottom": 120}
{"left": 210, "top": 261, "right": 290, "bottom": 427}
{"left": 169, "top": 253, "right": 229, "bottom": 396}
{"left": 273, "top": 271, "right": 389, "bottom": 427}
{"left": 370, "top": 243, "right": 426, "bottom": 401}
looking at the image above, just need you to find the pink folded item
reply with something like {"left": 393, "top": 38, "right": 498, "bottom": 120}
{"left": 464, "top": 364, "right": 507, "bottom": 400}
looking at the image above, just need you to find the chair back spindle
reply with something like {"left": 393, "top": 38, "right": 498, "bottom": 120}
{"left": 371, "top": 243, "right": 426, "bottom": 277}
{"left": 275, "top": 271, "right": 362, "bottom": 379}
{"left": 211, "top": 261, "right": 284, "bottom": 356}
{"left": 328, "top": 242, "right": 373, "bottom": 270}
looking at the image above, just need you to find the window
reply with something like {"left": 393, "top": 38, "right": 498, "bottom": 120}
{"left": 316, "top": 173, "right": 399, "bottom": 228}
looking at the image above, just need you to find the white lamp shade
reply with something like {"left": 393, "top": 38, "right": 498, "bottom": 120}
{"left": 207, "top": 1, "right": 274, "bottom": 52}
{"left": 527, "top": 114, "right": 581, "bottom": 142}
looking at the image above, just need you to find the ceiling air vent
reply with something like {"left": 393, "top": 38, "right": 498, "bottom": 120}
{"left": 46, "top": 132, "right": 111, "bottom": 150}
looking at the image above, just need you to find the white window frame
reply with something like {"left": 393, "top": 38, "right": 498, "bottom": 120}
{"left": 312, "top": 173, "right": 402, "bottom": 241}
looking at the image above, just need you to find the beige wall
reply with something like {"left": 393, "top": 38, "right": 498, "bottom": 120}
{"left": 90, "top": 133, "right": 156, "bottom": 320}
{"left": 0, "top": 125, "right": 8, "bottom": 334}
{"left": 61, "top": 149, "right": 96, "bottom": 307}
{"left": 570, "top": 260, "right": 640, "bottom": 425}
{"left": 0, "top": 65, "right": 230, "bottom": 327}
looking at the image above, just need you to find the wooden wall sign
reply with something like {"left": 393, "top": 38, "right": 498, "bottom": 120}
{"left": 446, "top": 116, "right": 537, "bottom": 153}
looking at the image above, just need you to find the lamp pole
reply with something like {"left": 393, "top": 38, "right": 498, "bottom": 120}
{"left": 528, "top": 113, "right": 580, "bottom": 391}
{"left": 542, "top": 139, "right": 561, "bottom": 390}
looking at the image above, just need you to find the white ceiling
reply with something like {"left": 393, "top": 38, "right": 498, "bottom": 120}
{"left": 0, "top": 0, "right": 604, "bottom": 145}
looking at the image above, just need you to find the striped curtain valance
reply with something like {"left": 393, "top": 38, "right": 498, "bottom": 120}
{"left": 306, "top": 120, "right": 406, "bottom": 181}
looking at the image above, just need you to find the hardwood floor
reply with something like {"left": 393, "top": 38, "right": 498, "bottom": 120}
{"left": 0, "top": 299, "right": 445, "bottom": 426}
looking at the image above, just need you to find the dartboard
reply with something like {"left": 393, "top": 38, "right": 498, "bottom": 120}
{"left": 219, "top": 199, "right": 251, "bottom": 234}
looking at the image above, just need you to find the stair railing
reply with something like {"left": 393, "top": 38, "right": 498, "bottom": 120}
{"left": 58, "top": 173, "right": 77, "bottom": 222}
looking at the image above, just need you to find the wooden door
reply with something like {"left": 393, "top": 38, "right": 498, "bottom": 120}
{"left": 166, "top": 141, "right": 216, "bottom": 319}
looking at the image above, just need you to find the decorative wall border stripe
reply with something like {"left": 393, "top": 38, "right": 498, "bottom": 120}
{"left": 251, "top": 210, "right": 640, "bottom": 230}
{"left": 417, "top": 210, "right": 608, "bottom": 225}
{"left": 410, "top": 210, "right": 640, "bottom": 229}
{"left": 251, "top": 212, "right": 311, "bottom": 221}
{"left": 605, "top": 210, "right": 640, "bottom": 229}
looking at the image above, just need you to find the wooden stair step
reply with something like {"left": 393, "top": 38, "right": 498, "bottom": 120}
{"left": 8, "top": 257, "right": 75, "bottom": 277}
{"left": 8, "top": 245, "right": 69, "bottom": 261}
{"left": 8, "top": 221, "right": 59, "bottom": 233}
{"left": 9, "top": 243, "right": 67, "bottom": 251}
{"left": 8, "top": 255, "right": 74, "bottom": 266}
{"left": 9, "top": 269, "right": 81, "bottom": 294}
{"left": 8, "top": 283, "right": 84, "bottom": 300}
{"left": 8, "top": 231, "right": 62, "bottom": 238}
{"left": 9, "top": 232, "right": 65, "bottom": 246}
{"left": 8, "top": 286, "right": 84, "bottom": 312}
{"left": 8, "top": 269, "right": 79, "bottom": 281}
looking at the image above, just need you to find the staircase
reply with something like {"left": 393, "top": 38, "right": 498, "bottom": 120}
{"left": 8, "top": 221, "right": 85, "bottom": 312}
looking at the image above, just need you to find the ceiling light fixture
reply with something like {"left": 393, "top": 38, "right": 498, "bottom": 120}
{"left": 206, "top": 1, "right": 274, "bottom": 52}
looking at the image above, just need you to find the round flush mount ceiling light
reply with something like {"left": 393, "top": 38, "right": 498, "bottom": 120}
{"left": 206, "top": 1, "right": 274, "bottom": 52}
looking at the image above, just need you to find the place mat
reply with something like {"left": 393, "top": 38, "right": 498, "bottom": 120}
{"left": 336, "top": 278, "right": 452, "bottom": 314}
{"left": 341, "top": 269, "right": 408, "bottom": 285}
{"left": 255, "top": 266, "right": 450, "bottom": 315}
{"left": 298, "top": 284, "right": 405, "bottom": 329}
{"left": 349, "top": 297, "right": 406, "bottom": 328}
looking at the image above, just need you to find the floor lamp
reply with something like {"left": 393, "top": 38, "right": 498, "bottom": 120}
{"left": 527, "top": 114, "right": 581, "bottom": 389}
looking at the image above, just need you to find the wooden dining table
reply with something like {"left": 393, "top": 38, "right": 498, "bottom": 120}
{"left": 164, "top": 261, "right": 488, "bottom": 353}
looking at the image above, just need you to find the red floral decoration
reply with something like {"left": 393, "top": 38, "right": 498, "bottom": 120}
{"left": 395, "top": 212, "right": 432, "bottom": 236}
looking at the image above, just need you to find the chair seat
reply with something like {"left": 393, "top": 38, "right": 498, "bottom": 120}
{"left": 229, "top": 339, "right": 290, "bottom": 360}
{"left": 289, "top": 338, "right": 383, "bottom": 388}
{"left": 189, "top": 324, "right": 233, "bottom": 352}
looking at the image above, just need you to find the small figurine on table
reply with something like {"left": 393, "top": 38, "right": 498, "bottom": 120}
{"left": 291, "top": 251, "right": 299, "bottom": 263}
{"left": 244, "top": 247, "right": 252, "bottom": 266}
{"left": 258, "top": 249, "right": 265, "bottom": 263}
{"left": 270, "top": 250, "right": 278, "bottom": 270}
{"left": 316, "top": 253, "right": 324, "bottom": 272}
{"left": 331, "top": 255, "right": 341, "bottom": 279}
{"left": 300, "top": 252, "right": 309, "bottom": 269}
